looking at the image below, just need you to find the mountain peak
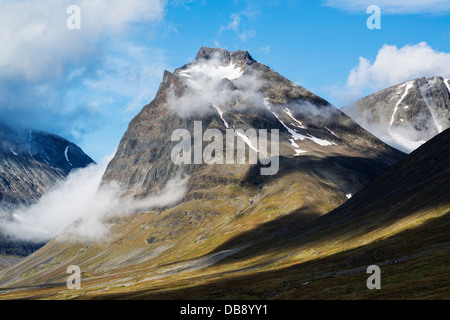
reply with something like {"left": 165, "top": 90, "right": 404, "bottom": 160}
{"left": 343, "top": 76, "right": 450, "bottom": 153}
{"left": 194, "top": 46, "right": 256, "bottom": 66}
{"left": 102, "top": 47, "right": 405, "bottom": 201}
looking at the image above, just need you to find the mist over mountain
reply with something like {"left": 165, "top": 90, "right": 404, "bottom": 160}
{"left": 343, "top": 76, "right": 450, "bottom": 153}
{"left": 0, "top": 123, "right": 95, "bottom": 261}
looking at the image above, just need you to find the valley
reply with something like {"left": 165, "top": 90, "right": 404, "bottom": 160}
{"left": 0, "top": 48, "right": 447, "bottom": 300}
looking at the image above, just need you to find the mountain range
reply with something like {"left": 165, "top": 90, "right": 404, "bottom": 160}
{"left": 0, "top": 48, "right": 447, "bottom": 300}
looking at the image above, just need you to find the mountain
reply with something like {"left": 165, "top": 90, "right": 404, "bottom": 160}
{"left": 342, "top": 76, "right": 450, "bottom": 153}
{"left": 0, "top": 123, "right": 95, "bottom": 261}
{"left": 95, "top": 127, "right": 447, "bottom": 300}
{"left": 102, "top": 46, "right": 403, "bottom": 198}
{"left": 89, "top": 127, "right": 447, "bottom": 300}
{"left": 0, "top": 123, "right": 95, "bottom": 209}
{"left": 0, "top": 47, "right": 406, "bottom": 295}
{"left": 2, "top": 125, "right": 442, "bottom": 300}
{"left": 160, "top": 127, "right": 448, "bottom": 300}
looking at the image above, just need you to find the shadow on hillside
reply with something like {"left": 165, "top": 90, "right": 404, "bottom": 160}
{"left": 202, "top": 146, "right": 449, "bottom": 267}
{"left": 98, "top": 210, "right": 450, "bottom": 300}
{"left": 200, "top": 154, "right": 399, "bottom": 260}
{"left": 211, "top": 205, "right": 322, "bottom": 254}
{"left": 243, "top": 154, "right": 393, "bottom": 187}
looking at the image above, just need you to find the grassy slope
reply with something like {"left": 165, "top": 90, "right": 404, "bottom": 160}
{"left": 0, "top": 161, "right": 344, "bottom": 292}
{"left": 0, "top": 130, "right": 448, "bottom": 300}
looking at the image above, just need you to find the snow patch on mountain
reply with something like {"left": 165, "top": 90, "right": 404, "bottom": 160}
{"left": 212, "top": 104, "right": 229, "bottom": 128}
{"left": 234, "top": 128, "right": 259, "bottom": 153}
{"left": 444, "top": 79, "right": 450, "bottom": 95}
{"left": 389, "top": 81, "right": 414, "bottom": 131}
{"left": 264, "top": 98, "right": 335, "bottom": 149}
{"left": 212, "top": 104, "right": 260, "bottom": 152}
{"left": 289, "top": 138, "right": 299, "bottom": 148}
{"left": 64, "top": 146, "right": 73, "bottom": 167}
{"left": 325, "top": 127, "right": 340, "bottom": 139}
{"left": 294, "top": 149, "right": 308, "bottom": 156}
{"left": 179, "top": 62, "right": 243, "bottom": 83}
{"left": 28, "top": 151, "right": 36, "bottom": 162}
{"left": 419, "top": 83, "right": 443, "bottom": 133}
{"left": 284, "top": 108, "right": 306, "bottom": 129}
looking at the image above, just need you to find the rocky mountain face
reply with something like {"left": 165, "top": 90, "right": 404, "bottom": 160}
{"left": 0, "top": 123, "right": 95, "bottom": 259}
{"left": 0, "top": 125, "right": 447, "bottom": 300}
{"left": 308, "top": 127, "right": 450, "bottom": 235}
{"left": 117, "top": 128, "right": 448, "bottom": 300}
{"left": 102, "top": 46, "right": 404, "bottom": 199}
{"left": 343, "top": 76, "right": 450, "bottom": 153}
{"left": 0, "top": 47, "right": 407, "bottom": 289}
{"left": 0, "top": 123, "right": 94, "bottom": 209}
{"left": 111, "top": 128, "right": 448, "bottom": 300}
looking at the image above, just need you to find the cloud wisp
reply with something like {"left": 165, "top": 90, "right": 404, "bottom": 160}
{"left": 215, "top": 6, "right": 259, "bottom": 45}
{"left": 0, "top": 156, "right": 188, "bottom": 243}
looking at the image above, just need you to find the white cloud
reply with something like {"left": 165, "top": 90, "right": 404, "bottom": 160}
{"left": 338, "top": 42, "right": 450, "bottom": 102}
{"left": 0, "top": 154, "right": 189, "bottom": 243}
{"left": 259, "top": 46, "right": 271, "bottom": 54}
{"left": 217, "top": 8, "right": 259, "bottom": 43}
{"left": 0, "top": 156, "right": 113, "bottom": 242}
{"left": 0, "top": 0, "right": 168, "bottom": 145}
{"left": 323, "top": 0, "right": 450, "bottom": 14}
{"left": 168, "top": 52, "right": 265, "bottom": 117}
{"left": 0, "top": 0, "right": 165, "bottom": 81}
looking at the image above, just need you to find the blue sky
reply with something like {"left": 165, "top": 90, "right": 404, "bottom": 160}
{"left": 1, "top": 0, "right": 450, "bottom": 162}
